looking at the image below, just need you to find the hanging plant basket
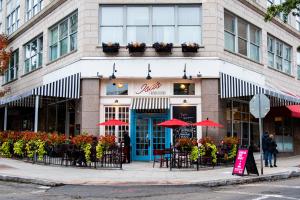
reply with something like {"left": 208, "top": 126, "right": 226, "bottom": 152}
{"left": 152, "top": 42, "right": 173, "bottom": 53}
{"left": 126, "top": 42, "right": 146, "bottom": 53}
{"left": 181, "top": 43, "right": 200, "bottom": 53}
{"left": 102, "top": 43, "right": 120, "bottom": 53}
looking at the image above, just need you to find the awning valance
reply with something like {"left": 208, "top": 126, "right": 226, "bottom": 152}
{"left": 220, "top": 73, "right": 300, "bottom": 106}
{"left": 0, "top": 73, "right": 81, "bottom": 106}
{"left": 131, "top": 97, "right": 170, "bottom": 111}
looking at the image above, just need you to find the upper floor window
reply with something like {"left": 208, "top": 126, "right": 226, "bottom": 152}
{"left": 224, "top": 11, "right": 261, "bottom": 62}
{"left": 173, "top": 83, "right": 195, "bottom": 95}
{"left": 4, "top": 49, "right": 18, "bottom": 84}
{"left": 99, "top": 5, "right": 202, "bottom": 45}
{"left": 297, "top": 50, "right": 300, "bottom": 80}
{"left": 6, "top": 0, "right": 20, "bottom": 35}
{"left": 267, "top": 35, "right": 291, "bottom": 74}
{"left": 106, "top": 83, "right": 129, "bottom": 95}
{"left": 49, "top": 11, "right": 78, "bottom": 61}
{"left": 26, "top": 0, "right": 43, "bottom": 21}
{"left": 267, "top": 0, "right": 290, "bottom": 23}
{"left": 24, "top": 35, "right": 43, "bottom": 74}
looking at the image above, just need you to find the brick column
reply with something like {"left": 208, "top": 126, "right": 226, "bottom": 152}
{"left": 79, "top": 78, "right": 100, "bottom": 136}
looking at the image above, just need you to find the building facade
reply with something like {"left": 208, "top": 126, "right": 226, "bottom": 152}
{"left": 1, "top": 0, "right": 300, "bottom": 160}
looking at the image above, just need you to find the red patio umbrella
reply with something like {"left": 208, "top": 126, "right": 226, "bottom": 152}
{"left": 193, "top": 118, "right": 223, "bottom": 137}
{"left": 157, "top": 118, "right": 191, "bottom": 128}
{"left": 97, "top": 119, "right": 128, "bottom": 126}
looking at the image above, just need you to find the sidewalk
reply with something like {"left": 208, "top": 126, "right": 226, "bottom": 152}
{"left": 0, "top": 156, "right": 299, "bottom": 186}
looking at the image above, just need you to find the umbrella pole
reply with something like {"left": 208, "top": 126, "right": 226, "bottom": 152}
{"left": 206, "top": 126, "right": 208, "bottom": 137}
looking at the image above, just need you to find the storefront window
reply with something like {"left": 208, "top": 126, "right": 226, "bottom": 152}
{"left": 173, "top": 83, "right": 195, "bottom": 95}
{"left": 106, "top": 83, "right": 128, "bottom": 95}
{"left": 104, "top": 106, "right": 129, "bottom": 143}
{"left": 274, "top": 118, "right": 294, "bottom": 152}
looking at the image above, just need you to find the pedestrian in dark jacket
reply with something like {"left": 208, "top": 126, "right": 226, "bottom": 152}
{"left": 262, "top": 132, "right": 269, "bottom": 167}
{"left": 269, "top": 134, "right": 278, "bottom": 167}
{"left": 123, "top": 132, "right": 131, "bottom": 163}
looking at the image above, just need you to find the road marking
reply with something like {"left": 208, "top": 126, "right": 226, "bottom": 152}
{"left": 216, "top": 190, "right": 299, "bottom": 200}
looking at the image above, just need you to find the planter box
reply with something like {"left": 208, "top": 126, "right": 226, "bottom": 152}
{"left": 181, "top": 43, "right": 200, "bottom": 53}
{"left": 127, "top": 43, "right": 146, "bottom": 53}
{"left": 102, "top": 43, "right": 120, "bottom": 53}
{"left": 152, "top": 42, "right": 173, "bottom": 53}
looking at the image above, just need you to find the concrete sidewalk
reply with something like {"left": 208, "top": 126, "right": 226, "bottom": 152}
{"left": 0, "top": 156, "right": 299, "bottom": 186}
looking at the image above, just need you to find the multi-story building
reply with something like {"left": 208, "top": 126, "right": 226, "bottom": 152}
{"left": 1, "top": 0, "right": 300, "bottom": 160}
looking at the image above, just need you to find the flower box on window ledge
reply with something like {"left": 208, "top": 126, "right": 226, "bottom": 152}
{"left": 102, "top": 42, "right": 120, "bottom": 53}
{"left": 126, "top": 42, "right": 146, "bottom": 53}
{"left": 152, "top": 42, "right": 173, "bottom": 53}
{"left": 181, "top": 43, "right": 200, "bottom": 53}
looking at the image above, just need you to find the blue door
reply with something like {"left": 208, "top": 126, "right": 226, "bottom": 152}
{"left": 132, "top": 112, "right": 170, "bottom": 161}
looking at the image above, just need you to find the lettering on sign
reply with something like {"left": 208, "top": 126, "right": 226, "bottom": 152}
{"left": 136, "top": 82, "right": 164, "bottom": 95}
{"left": 232, "top": 149, "right": 248, "bottom": 176}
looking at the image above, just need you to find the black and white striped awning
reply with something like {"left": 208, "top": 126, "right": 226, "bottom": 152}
{"left": 32, "top": 73, "right": 81, "bottom": 99}
{"left": 220, "top": 72, "right": 300, "bottom": 106}
{"left": 131, "top": 97, "right": 170, "bottom": 111}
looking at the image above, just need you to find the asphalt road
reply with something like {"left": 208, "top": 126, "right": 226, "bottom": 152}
{"left": 0, "top": 177, "right": 300, "bottom": 200}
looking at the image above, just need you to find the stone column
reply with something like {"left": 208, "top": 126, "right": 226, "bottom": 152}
{"left": 79, "top": 78, "right": 100, "bottom": 136}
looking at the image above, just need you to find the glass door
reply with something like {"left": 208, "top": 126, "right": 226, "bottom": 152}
{"left": 135, "top": 118, "right": 150, "bottom": 160}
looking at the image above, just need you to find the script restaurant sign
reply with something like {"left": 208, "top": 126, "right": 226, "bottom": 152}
{"left": 135, "top": 81, "right": 166, "bottom": 95}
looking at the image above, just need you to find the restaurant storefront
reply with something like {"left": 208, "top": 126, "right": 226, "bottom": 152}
{"left": 99, "top": 78, "right": 201, "bottom": 161}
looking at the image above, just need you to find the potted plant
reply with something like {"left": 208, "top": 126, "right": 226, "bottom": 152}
{"left": 126, "top": 42, "right": 146, "bottom": 53}
{"left": 199, "top": 137, "right": 217, "bottom": 165}
{"left": 102, "top": 42, "right": 120, "bottom": 53}
{"left": 152, "top": 42, "right": 173, "bottom": 53}
{"left": 175, "top": 138, "right": 197, "bottom": 153}
{"left": 181, "top": 43, "right": 200, "bottom": 53}
{"left": 221, "top": 136, "right": 239, "bottom": 161}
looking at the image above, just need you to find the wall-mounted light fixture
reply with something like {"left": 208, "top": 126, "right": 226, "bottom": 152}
{"left": 114, "top": 99, "right": 119, "bottom": 104}
{"left": 109, "top": 63, "right": 117, "bottom": 80}
{"left": 182, "top": 63, "right": 192, "bottom": 80}
{"left": 183, "top": 99, "right": 187, "bottom": 104}
{"left": 146, "top": 64, "right": 152, "bottom": 80}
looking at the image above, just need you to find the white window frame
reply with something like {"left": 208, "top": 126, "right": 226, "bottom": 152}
{"left": 224, "top": 10, "right": 261, "bottom": 62}
{"left": 6, "top": 0, "right": 20, "bottom": 35}
{"left": 49, "top": 11, "right": 78, "bottom": 62}
{"left": 24, "top": 35, "right": 43, "bottom": 74}
{"left": 4, "top": 49, "right": 18, "bottom": 84}
{"left": 267, "top": 34, "right": 292, "bottom": 75}
{"left": 99, "top": 5, "right": 202, "bottom": 46}
{"left": 25, "top": 0, "right": 43, "bottom": 21}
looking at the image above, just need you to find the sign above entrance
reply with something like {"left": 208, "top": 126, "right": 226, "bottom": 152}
{"left": 135, "top": 81, "right": 166, "bottom": 96}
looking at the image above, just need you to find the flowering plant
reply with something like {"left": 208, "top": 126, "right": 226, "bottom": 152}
{"left": 71, "top": 135, "right": 93, "bottom": 146}
{"left": 48, "top": 133, "right": 66, "bottom": 146}
{"left": 181, "top": 42, "right": 200, "bottom": 53}
{"left": 175, "top": 138, "right": 197, "bottom": 152}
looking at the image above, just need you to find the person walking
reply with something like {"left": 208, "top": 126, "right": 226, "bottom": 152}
{"left": 123, "top": 132, "right": 131, "bottom": 163}
{"left": 262, "top": 132, "right": 269, "bottom": 167}
{"left": 266, "top": 134, "right": 274, "bottom": 168}
{"left": 269, "top": 134, "right": 278, "bottom": 167}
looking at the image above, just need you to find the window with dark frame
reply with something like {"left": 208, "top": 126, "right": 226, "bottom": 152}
{"left": 106, "top": 83, "right": 129, "bottom": 95}
{"left": 173, "top": 83, "right": 195, "bottom": 95}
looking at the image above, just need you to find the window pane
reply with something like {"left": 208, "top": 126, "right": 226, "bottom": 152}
{"left": 276, "top": 41, "right": 282, "bottom": 56}
{"left": 250, "top": 44, "right": 259, "bottom": 62}
{"left": 178, "top": 26, "right": 201, "bottom": 44}
{"left": 50, "top": 45, "right": 57, "bottom": 60}
{"left": 224, "top": 32, "right": 235, "bottom": 52}
{"left": 25, "top": 59, "right": 30, "bottom": 73}
{"left": 268, "top": 52, "right": 274, "bottom": 67}
{"left": 276, "top": 56, "right": 283, "bottom": 70}
{"left": 173, "top": 83, "right": 195, "bottom": 95}
{"left": 224, "top": 12, "right": 235, "bottom": 33}
{"left": 31, "top": 55, "right": 37, "bottom": 70}
{"left": 238, "top": 38, "right": 247, "bottom": 56}
{"left": 297, "top": 66, "right": 300, "bottom": 79}
{"left": 297, "top": 52, "right": 300, "bottom": 65}
{"left": 31, "top": 40, "right": 37, "bottom": 56}
{"left": 178, "top": 6, "right": 201, "bottom": 25}
{"left": 152, "top": 6, "right": 174, "bottom": 25}
{"left": 100, "top": 7, "right": 123, "bottom": 26}
{"left": 238, "top": 18, "right": 247, "bottom": 39}
{"left": 283, "top": 46, "right": 291, "bottom": 61}
{"left": 267, "top": 36, "right": 274, "bottom": 52}
{"left": 250, "top": 25, "right": 260, "bottom": 45}
{"left": 25, "top": 44, "right": 30, "bottom": 59}
{"left": 60, "top": 38, "right": 68, "bottom": 56}
{"left": 283, "top": 60, "right": 291, "bottom": 74}
{"left": 153, "top": 26, "right": 174, "bottom": 43}
{"left": 38, "top": 52, "right": 42, "bottom": 66}
{"left": 50, "top": 27, "right": 58, "bottom": 45}
{"left": 101, "top": 27, "right": 123, "bottom": 44}
{"left": 127, "top": 7, "right": 149, "bottom": 25}
{"left": 70, "top": 33, "right": 77, "bottom": 51}
{"left": 127, "top": 27, "right": 149, "bottom": 43}
{"left": 70, "top": 13, "right": 78, "bottom": 33}
{"left": 59, "top": 20, "right": 68, "bottom": 39}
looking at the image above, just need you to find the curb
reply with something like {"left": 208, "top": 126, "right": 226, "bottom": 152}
{"left": 0, "top": 175, "right": 64, "bottom": 187}
{"left": 0, "top": 170, "right": 299, "bottom": 187}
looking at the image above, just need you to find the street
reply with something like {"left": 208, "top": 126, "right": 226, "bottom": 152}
{"left": 0, "top": 177, "right": 300, "bottom": 200}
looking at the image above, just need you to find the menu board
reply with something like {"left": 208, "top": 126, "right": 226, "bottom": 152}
{"left": 172, "top": 106, "right": 197, "bottom": 141}
{"left": 232, "top": 149, "right": 248, "bottom": 176}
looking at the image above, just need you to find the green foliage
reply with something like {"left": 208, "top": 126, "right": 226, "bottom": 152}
{"left": 26, "top": 140, "right": 37, "bottom": 159}
{"left": 199, "top": 142, "right": 217, "bottom": 164}
{"left": 96, "top": 143, "right": 104, "bottom": 159}
{"left": 82, "top": 143, "right": 92, "bottom": 164}
{"left": 13, "top": 140, "right": 24, "bottom": 157}
{"left": 0, "top": 141, "right": 12, "bottom": 157}
{"left": 35, "top": 140, "right": 46, "bottom": 161}
{"left": 190, "top": 146, "right": 199, "bottom": 161}
{"left": 228, "top": 144, "right": 237, "bottom": 160}
{"left": 265, "top": 0, "right": 300, "bottom": 22}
